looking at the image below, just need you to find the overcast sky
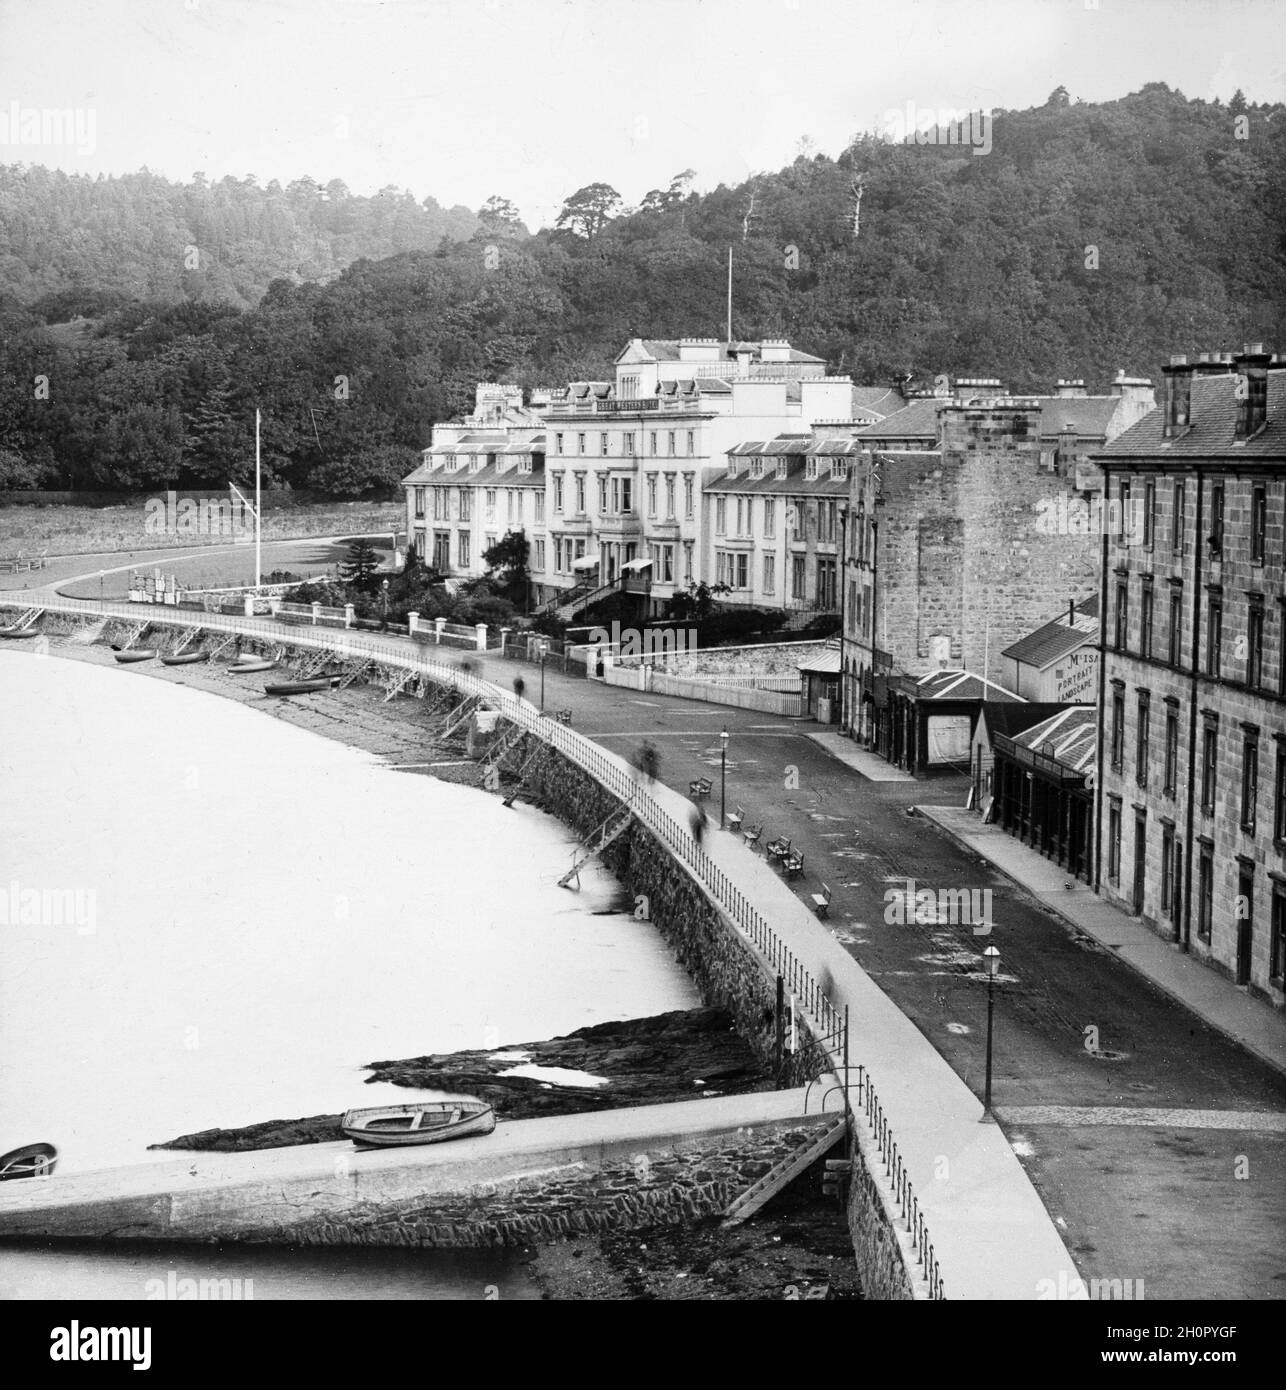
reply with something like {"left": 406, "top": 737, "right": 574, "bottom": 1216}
{"left": 1, "top": 0, "right": 1283, "bottom": 228}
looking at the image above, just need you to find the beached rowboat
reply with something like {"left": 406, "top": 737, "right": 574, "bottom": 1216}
{"left": 0, "top": 1142, "right": 58, "bottom": 1180}
{"left": 264, "top": 677, "right": 341, "bottom": 696}
{"left": 228, "top": 659, "right": 276, "bottom": 673}
{"left": 113, "top": 649, "right": 156, "bottom": 663}
{"left": 0, "top": 628, "right": 40, "bottom": 639}
{"left": 340, "top": 1099, "right": 496, "bottom": 1148}
{"left": 161, "top": 651, "right": 208, "bottom": 666}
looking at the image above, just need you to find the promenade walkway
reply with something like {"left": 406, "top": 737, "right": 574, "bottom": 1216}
{"left": 4, "top": 589, "right": 1085, "bottom": 1298}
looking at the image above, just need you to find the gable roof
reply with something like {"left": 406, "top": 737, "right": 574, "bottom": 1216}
{"left": 1097, "top": 370, "right": 1286, "bottom": 460}
{"left": 1008, "top": 705, "right": 1098, "bottom": 775}
{"left": 915, "top": 669, "right": 1024, "bottom": 702}
{"left": 979, "top": 701, "right": 1076, "bottom": 740}
{"left": 859, "top": 398, "right": 942, "bottom": 441}
{"left": 1001, "top": 596, "right": 1099, "bottom": 669}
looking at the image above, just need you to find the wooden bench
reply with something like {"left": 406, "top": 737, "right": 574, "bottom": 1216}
{"left": 742, "top": 824, "right": 762, "bottom": 852}
{"left": 811, "top": 883, "right": 832, "bottom": 918}
{"left": 556, "top": 709, "right": 573, "bottom": 725}
{"left": 766, "top": 835, "right": 790, "bottom": 863}
{"left": 783, "top": 850, "right": 805, "bottom": 879}
{"left": 725, "top": 804, "right": 744, "bottom": 832}
{"left": 689, "top": 775, "right": 712, "bottom": 798}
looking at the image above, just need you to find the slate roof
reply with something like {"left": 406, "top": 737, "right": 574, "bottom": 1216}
{"left": 1008, "top": 706, "right": 1098, "bottom": 774}
{"left": 1096, "top": 369, "right": 1286, "bottom": 460}
{"left": 1001, "top": 596, "right": 1099, "bottom": 670}
{"left": 978, "top": 702, "right": 1072, "bottom": 740}
{"left": 1038, "top": 397, "right": 1121, "bottom": 438}
{"left": 858, "top": 398, "right": 943, "bottom": 441}
{"left": 625, "top": 339, "right": 827, "bottom": 365}
{"left": 798, "top": 643, "right": 842, "bottom": 674}
{"left": 915, "top": 669, "right": 1024, "bottom": 702}
{"left": 849, "top": 386, "right": 907, "bottom": 417}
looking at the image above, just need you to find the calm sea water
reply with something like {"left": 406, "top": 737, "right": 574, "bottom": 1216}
{"left": 0, "top": 650, "right": 696, "bottom": 1298}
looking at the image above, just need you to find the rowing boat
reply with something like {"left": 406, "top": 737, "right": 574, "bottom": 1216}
{"left": 161, "top": 651, "right": 208, "bottom": 666}
{"left": 0, "top": 1142, "right": 58, "bottom": 1180}
{"left": 0, "top": 628, "right": 40, "bottom": 640}
{"left": 228, "top": 659, "right": 276, "bottom": 673}
{"left": 340, "top": 1099, "right": 496, "bottom": 1148}
{"left": 264, "top": 676, "right": 340, "bottom": 695}
{"left": 113, "top": 649, "right": 156, "bottom": 663}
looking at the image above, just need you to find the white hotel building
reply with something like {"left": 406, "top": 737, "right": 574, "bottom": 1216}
{"left": 404, "top": 338, "right": 869, "bottom": 616}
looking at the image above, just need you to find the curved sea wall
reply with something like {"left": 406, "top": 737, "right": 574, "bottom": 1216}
{"left": 3, "top": 600, "right": 931, "bottom": 1297}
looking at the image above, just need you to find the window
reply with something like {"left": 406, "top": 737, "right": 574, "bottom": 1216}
{"left": 458, "top": 531, "right": 470, "bottom": 568}
{"left": 657, "top": 544, "right": 674, "bottom": 584}
{"left": 734, "top": 552, "right": 748, "bottom": 588}
{"left": 647, "top": 474, "right": 657, "bottom": 517}
{"left": 791, "top": 504, "right": 805, "bottom": 542}
{"left": 1140, "top": 582, "right": 1154, "bottom": 659}
{"left": 484, "top": 532, "right": 497, "bottom": 555}
{"left": 665, "top": 474, "right": 676, "bottom": 518}
{"left": 574, "top": 473, "right": 586, "bottom": 513}
{"left": 1143, "top": 479, "right": 1156, "bottom": 548}
{"left": 1197, "top": 844, "right": 1213, "bottom": 943}
{"left": 650, "top": 432, "right": 658, "bottom": 456}
{"left": 1118, "top": 478, "right": 1132, "bottom": 543}
{"left": 1251, "top": 484, "right": 1267, "bottom": 563}
{"left": 624, "top": 433, "right": 635, "bottom": 456}
{"left": 534, "top": 492, "right": 544, "bottom": 523}
{"left": 764, "top": 498, "right": 776, "bottom": 538}
{"left": 1164, "top": 706, "right": 1179, "bottom": 795}
{"left": 620, "top": 375, "right": 638, "bottom": 400}
{"left": 534, "top": 538, "right": 546, "bottom": 571}
{"left": 1242, "top": 734, "right": 1259, "bottom": 834}
{"left": 684, "top": 474, "right": 694, "bottom": 519}
{"left": 819, "top": 501, "right": 837, "bottom": 544}
{"left": 485, "top": 489, "right": 496, "bottom": 519}
{"left": 507, "top": 490, "right": 517, "bottom": 522}
{"left": 1114, "top": 580, "right": 1128, "bottom": 651}
{"left": 1111, "top": 687, "right": 1125, "bottom": 771}
{"left": 1276, "top": 746, "right": 1286, "bottom": 842}
{"left": 1247, "top": 601, "right": 1265, "bottom": 688}
{"left": 1206, "top": 592, "right": 1222, "bottom": 676}
{"left": 1272, "top": 887, "right": 1286, "bottom": 985}
{"left": 1108, "top": 800, "right": 1122, "bottom": 882}
{"left": 1201, "top": 720, "right": 1218, "bottom": 814}
{"left": 459, "top": 489, "right": 472, "bottom": 522}
{"left": 686, "top": 430, "right": 695, "bottom": 455}
{"left": 715, "top": 497, "right": 727, "bottom": 535}
{"left": 1209, "top": 482, "right": 1224, "bottom": 556}
{"left": 1172, "top": 481, "right": 1185, "bottom": 553}
{"left": 597, "top": 475, "right": 608, "bottom": 513}
{"left": 791, "top": 555, "right": 805, "bottom": 600}
{"left": 621, "top": 477, "right": 632, "bottom": 512}
{"left": 1136, "top": 692, "right": 1151, "bottom": 788}
{"left": 577, "top": 433, "right": 586, "bottom": 455}
{"left": 600, "top": 432, "right": 608, "bottom": 455}
{"left": 735, "top": 497, "right": 751, "bottom": 537}
{"left": 763, "top": 554, "right": 776, "bottom": 594}
{"left": 553, "top": 474, "right": 564, "bottom": 513}
{"left": 668, "top": 431, "right": 676, "bottom": 456}
{"left": 413, "top": 487, "right": 425, "bottom": 519}
{"left": 1168, "top": 587, "right": 1183, "bottom": 667}
{"left": 554, "top": 434, "right": 563, "bottom": 455}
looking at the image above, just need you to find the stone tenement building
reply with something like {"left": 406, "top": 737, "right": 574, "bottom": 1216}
{"left": 1093, "top": 347, "right": 1286, "bottom": 1004}
{"left": 839, "top": 375, "right": 1156, "bottom": 740}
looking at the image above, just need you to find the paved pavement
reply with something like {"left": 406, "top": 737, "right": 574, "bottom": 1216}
{"left": 915, "top": 804, "right": 1286, "bottom": 1078}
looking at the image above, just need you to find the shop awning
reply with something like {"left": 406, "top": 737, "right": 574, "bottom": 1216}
{"left": 571, "top": 554, "right": 601, "bottom": 571}
{"left": 621, "top": 558, "right": 653, "bottom": 572}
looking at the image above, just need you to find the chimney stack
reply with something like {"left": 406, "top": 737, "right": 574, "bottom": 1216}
{"left": 1233, "top": 343, "right": 1272, "bottom": 439}
{"left": 1162, "top": 355, "right": 1192, "bottom": 438}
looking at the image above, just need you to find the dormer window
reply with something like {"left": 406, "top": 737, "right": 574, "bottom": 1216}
{"left": 749, "top": 457, "right": 765, "bottom": 479}
{"left": 445, "top": 453, "right": 457, "bottom": 471}
{"left": 829, "top": 459, "right": 848, "bottom": 481}
{"left": 517, "top": 454, "right": 532, "bottom": 475}
{"left": 776, "top": 460, "right": 788, "bottom": 480}
{"left": 727, "top": 458, "right": 738, "bottom": 479}
{"left": 805, "top": 458, "right": 820, "bottom": 481}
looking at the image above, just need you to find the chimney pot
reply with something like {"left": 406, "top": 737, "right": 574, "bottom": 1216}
{"left": 1169, "top": 354, "right": 1188, "bottom": 366}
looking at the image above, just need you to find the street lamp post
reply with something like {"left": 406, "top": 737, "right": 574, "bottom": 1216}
{"left": 983, "top": 944, "right": 1000, "bottom": 1118}
{"left": 720, "top": 727, "right": 729, "bottom": 827}
{"left": 380, "top": 578, "right": 389, "bottom": 631}
{"left": 539, "top": 641, "right": 548, "bottom": 712}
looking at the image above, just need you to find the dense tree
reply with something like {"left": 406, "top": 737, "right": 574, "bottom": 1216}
{"left": 555, "top": 182, "right": 621, "bottom": 239}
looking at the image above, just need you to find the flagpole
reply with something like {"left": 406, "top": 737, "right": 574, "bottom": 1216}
{"left": 255, "top": 408, "right": 262, "bottom": 589}
{"left": 726, "top": 247, "right": 732, "bottom": 343}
